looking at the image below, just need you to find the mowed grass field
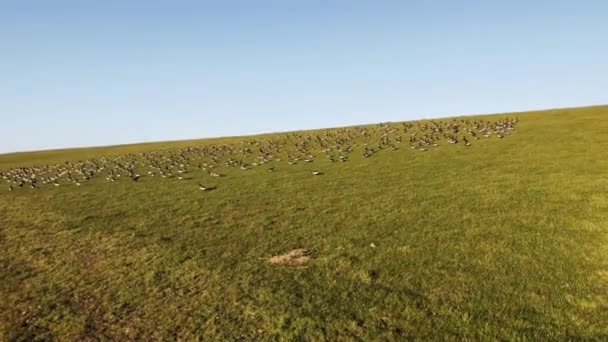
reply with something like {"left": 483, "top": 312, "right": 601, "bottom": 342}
{"left": 1, "top": 106, "right": 607, "bottom": 340}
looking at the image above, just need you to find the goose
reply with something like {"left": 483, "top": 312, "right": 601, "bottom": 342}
{"left": 199, "top": 183, "right": 217, "bottom": 191}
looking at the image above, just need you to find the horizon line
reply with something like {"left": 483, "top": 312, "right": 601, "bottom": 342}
{"left": 1, "top": 103, "right": 606, "bottom": 157}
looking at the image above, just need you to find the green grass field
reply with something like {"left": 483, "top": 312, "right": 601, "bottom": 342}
{"left": 1, "top": 106, "right": 607, "bottom": 340}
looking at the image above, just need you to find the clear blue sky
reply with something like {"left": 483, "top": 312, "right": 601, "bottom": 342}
{"left": 1, "top": 1, "right": 606, "bottom": 153}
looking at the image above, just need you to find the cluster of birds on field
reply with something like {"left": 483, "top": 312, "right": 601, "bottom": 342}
{"left": 2, "top": 117, "right": 518, "bottom": 192}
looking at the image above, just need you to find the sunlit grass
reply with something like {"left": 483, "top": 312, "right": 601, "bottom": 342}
{"left": 1, "top": 106, "right": 607, "bottom": 339}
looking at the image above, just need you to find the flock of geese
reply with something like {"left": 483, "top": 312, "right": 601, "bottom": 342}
{"left": 2, "top": 118, "right": 518, "bottom": 192}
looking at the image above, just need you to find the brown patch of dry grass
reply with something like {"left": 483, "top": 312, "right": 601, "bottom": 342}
{"left": 268, "top": 249, "right": 311, "bottom": 265}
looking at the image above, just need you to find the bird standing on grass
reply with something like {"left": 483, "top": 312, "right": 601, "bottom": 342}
{"left": 199, "top": 183, "right": 217, "bottom": 191}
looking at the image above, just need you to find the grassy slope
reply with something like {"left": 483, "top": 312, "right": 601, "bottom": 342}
{"left": 1, "top": 106, "right": 607, "bottom": 340}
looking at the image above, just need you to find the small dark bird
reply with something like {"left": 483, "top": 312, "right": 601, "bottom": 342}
{"left": 199, "top": 183, "right": 217, "bottom": 191}
{"left": 312, "top": 170, "right": 323, "bottom": 175}
{"left": 132, "top": 174, "right": 141, "bottom": 182}
{"left": 8, "top": 185, "right": 13, "bottom": 191}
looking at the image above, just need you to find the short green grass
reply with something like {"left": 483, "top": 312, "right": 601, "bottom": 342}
{"left": 1, "top": 106, "right": 607, "bottom": 340}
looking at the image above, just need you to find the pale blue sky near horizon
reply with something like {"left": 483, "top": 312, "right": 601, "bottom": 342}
{"left": 1, "top": 1, "right": 606, "bottom": 153}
